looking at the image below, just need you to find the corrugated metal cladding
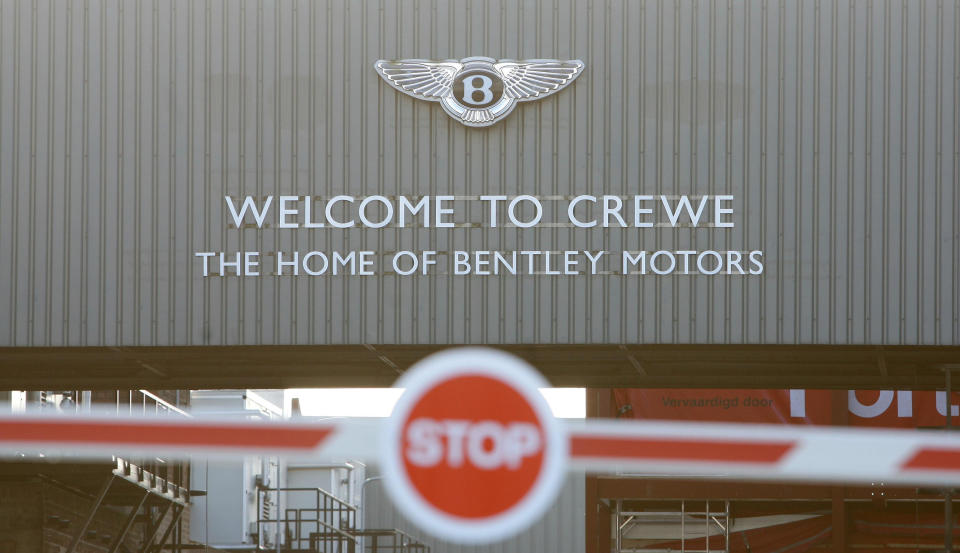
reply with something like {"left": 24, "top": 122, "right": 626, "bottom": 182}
{"left": 0, "top": 0, "right": 958, "bottom": 347}
{"left": 363, "top": 470, "right": 586, "bottom": 553}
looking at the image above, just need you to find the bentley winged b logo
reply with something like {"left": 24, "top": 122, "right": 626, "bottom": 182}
{"left": 375, "top": 56, "right": 584, "bottom": 127}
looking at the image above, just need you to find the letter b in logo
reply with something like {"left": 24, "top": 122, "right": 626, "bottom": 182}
{"left": 454, "top": 69, "right": 503, "bottom": 109}
{"left": 462, "top": 75, "right": 494, "bottom": 105}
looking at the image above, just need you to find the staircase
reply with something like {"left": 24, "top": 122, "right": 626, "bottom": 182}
{"left": 255, "top": 487, "right": 429, "bottom": 553}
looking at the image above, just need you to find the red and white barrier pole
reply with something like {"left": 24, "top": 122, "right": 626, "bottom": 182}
{"left": 567, "top": 418, "right": 960, "bottom": 486}
{"left": 0, "top": 413, "right": 382, "bottom": 461}
{"left": 1, "top": 413, "right": 959, "bottom": 486}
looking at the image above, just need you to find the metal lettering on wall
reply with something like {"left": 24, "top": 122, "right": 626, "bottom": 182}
{"left": 0, "top": 0, "right": 958, "bottom": 347}
{"left": 193, "top": 193, "right": 764, "bottom": 279}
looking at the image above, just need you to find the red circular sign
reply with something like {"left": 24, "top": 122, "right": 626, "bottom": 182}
{"left": 401, "top": 374, "right": 545, "bottom": 518}
{"left": 381, "top": 348, "right": 567, "bottom": 544}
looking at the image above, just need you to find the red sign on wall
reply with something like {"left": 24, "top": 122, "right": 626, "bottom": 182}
{"left": 614, "top": 389, "right": 960, "bottom": 428}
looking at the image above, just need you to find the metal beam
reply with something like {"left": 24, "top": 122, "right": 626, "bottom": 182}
{"left": 2, "top": 344, "right": 960, "bottom": 390}
{"left": 585, "top": 475, "right": 599, "bottom": 553}
{"left": 596, "top": 478, "right": 833, "bottom": 500}
{"left": 108, "top": 490, "right": 150, "bottom": 553}
{"left": 65, "top": 475, "right": 113, "bottom": 553}
{"left": 139, "top": 500, "right": 175, "bottom": 553}
{"left": 945, "top": 368, "right": 955, "bottom": 553}
{"left": 832, "top": 390, "right": 849, "bottom": 553}
{"left": 832, "top": 488, "right": 847, "bottom": 553}
{"left": 152, "top": 504, "right": 184, "bottom": 553}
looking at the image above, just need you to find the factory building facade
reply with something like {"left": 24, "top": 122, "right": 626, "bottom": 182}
{"left": 1, "top": 0, "right": 959, "bottom": 551}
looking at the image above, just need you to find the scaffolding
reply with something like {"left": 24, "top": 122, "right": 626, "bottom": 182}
{"left": 614, "top": 499, "right": 731, "bottom": 553}
{"left": 3, "top": 389, "right": 193, "bottom": 553}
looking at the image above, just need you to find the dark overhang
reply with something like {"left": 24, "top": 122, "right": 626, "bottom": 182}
{"left": 0, "top": 344, "right": 957, "bottom": 390}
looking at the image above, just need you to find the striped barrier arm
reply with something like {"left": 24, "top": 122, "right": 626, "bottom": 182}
{"left": 567, "top": 419, "right": 960, "bottom": 486}
{"left": 1, "top": 413, "right": 959, "bottom": 486}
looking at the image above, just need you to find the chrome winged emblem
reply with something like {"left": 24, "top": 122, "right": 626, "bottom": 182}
{"left": 375, "top": 56, "right": 584, "bottom": 127}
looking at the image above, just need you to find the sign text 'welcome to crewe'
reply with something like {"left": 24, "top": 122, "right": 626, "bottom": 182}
{"left": 195, "top": 194, "right": 765, "bottom": 278}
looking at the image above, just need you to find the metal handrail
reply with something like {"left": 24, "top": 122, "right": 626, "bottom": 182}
{"left": 350, "top": 529, "right": 430, "bottom": 553}
{"left": 615, "top": 499, "right": 731, "bottom": 553}
{"left": 254, "top": 486, "right": 430, "bottom": 552}
{"left": 263, "top": 486, "right": 358, "bottom": 511}
{"left": 137, "top": 389, "right": 192, "bottom": 417}
{"left": 256, "top": 486, "right": 358, "bottom": 550}
{"left": 113, "top": 390, "right": 192, "bottom": 495}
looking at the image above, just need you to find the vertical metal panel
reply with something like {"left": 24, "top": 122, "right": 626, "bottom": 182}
{"left": 363, "top": 469, "right": 586, "bottom": 553}
{"left": 0, "top": 0, "right": 957, "bottom": 346}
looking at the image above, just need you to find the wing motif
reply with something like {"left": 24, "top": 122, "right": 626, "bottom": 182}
{"left": 494, "top": 60, "right": 584, "bottom": 101}
{"left": 460, "top": 108, "right": 497, "bottom": 125}
{"left": 375, "top": 60, "right": 463, "bottom": 100}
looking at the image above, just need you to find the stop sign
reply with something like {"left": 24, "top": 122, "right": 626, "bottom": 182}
{"left": 381, "top": 348, "right": 568, "bottom": 543}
